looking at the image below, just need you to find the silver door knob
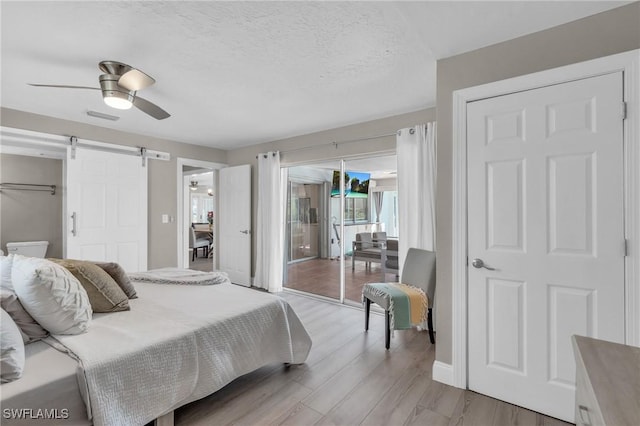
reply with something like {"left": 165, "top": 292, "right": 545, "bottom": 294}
{"left": 240, "top": 230, "right": 250, "bottom": 234}
{"left": 472, "top": 258, "right": 495, "bottom": 270}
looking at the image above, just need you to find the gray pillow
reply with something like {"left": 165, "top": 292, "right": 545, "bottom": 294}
{"left": 1, "top": 308, "right": 25, "bottom": 383}
{"left": 49, "top": 259, "right": 130, "bottom": 313}
{"left": 93, "top": 262, "right": 137, "bottom": 299}
{"left": 0, "top": 288, "right": 48, "bottom": 343}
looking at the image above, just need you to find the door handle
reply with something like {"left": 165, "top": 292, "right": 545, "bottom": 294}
{"left": 71, "top": 212, "right": 77, "bottom": 237}
{"left": 471, "top": 258, "right": 495, "bottom": 270}
{"left": 240, "top": 230, "right": 250, "bottom": 235}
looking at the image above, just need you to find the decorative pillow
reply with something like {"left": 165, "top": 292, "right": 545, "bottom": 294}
{"left": 1, "top": 254, "right": 15, "bottom": 291}
{"left": 11, "top": 257, "right": 92, "bottom": 335}
{"left": 0, "top": 288, "right": 48, "bottom": 343}
{"left": 48, "top": 259, "right": 130, "bottom": 313}
{"left": 1, "top": 308, "right": 25, "bottom": 383}
{"left": 93, "top": 261, "right": 137, "bottom": 299}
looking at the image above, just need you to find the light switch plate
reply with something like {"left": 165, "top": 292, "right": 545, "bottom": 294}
{"left": 161, "top": 214, "right": 169, "bottom": 224}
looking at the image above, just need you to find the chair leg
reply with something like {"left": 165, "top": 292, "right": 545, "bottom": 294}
{"left": 364, "top": 298, "right": 371, "bottom": 331}
{"left": 427, "top": 308, "right": 435, "bottom": 344}
{"left": 192, "top": 248, "right": 195, "bottom": 261}
{"left": 385, "top": 310, "right": 390, "bottom": 350}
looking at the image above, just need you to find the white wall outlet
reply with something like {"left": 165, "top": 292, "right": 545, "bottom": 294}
{"left": 161, "top": 214, "right": 169, "bottom": 224}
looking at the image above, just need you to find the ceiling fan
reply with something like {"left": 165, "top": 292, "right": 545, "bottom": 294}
{"left": 29, "top": 60, "right": 170, "bottom": 120}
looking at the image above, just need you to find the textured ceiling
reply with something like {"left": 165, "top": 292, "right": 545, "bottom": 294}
{"left": 0, "top": 1, "right": 628, "bottom": 150}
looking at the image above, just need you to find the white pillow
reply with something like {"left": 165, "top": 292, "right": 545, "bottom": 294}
{"left": 0, "top": 254, "right": 15, "bottom": 291}
{"left": 11, "top": 257, "right": 92, "bottom": 335}
{"left": 1, "top": 308, "right": 25, "bottom": 383}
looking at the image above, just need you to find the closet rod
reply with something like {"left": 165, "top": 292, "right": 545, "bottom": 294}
{"left": 0, "top": 182, "right": 56, "bottom": 195}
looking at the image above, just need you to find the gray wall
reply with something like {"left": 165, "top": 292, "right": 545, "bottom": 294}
{"left": 0, "top": 154, "right": 63, "bottom": 258}
{"left": 226, "top": 107, "right": 436, "bottom": 276}
{"left": 0, "top": 108, "right": 227, "bottom": 268}
{"left": 435, "top": 3, "right": 640, "bottom": 365}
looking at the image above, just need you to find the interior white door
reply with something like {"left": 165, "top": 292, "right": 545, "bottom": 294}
{"left": 467, "top": 73, "right": 625, "bottom": 422}
{"left": 66, "top": 148, "right": 147, "bottom": 272}
{"left": 218, "top": 164, "right": 251, "bottom": 286}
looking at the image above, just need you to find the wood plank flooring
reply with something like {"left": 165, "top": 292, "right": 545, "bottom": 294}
{"left": 286, "top": 258, "right": 398, "bottom": 302}
{"left": 174, "top": 292, "right": 570, "bottom": 426}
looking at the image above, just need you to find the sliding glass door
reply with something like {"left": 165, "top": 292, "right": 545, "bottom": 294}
{"left": 284, "top": 162, "right": 342, "bottom": 299}
{"left": 283, "top": 154, "right": 397, "bottom": 304}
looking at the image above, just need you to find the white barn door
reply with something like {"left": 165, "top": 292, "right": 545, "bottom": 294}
{"left": 66, "top": 148, "right": 147, "bottom": 272}
{"left": 467, "top": 73, "right": 625, "bottom": 422}
{"left": 218, "top": 164, "right": 251, "bottom": 286}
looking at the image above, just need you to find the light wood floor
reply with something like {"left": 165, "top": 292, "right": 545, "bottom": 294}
{"left": 174, "top": 292, "right": 570, "bottom": 426}
{"left": 189, "top": 253, "right": 214, "bottom": 272}
{"left": 286, "top": 258, "right": 398, "bottom": 302}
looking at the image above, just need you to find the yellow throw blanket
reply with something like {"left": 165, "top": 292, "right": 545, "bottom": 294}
{"left": 363, "top": 283, "right": 428, "bottom": 330}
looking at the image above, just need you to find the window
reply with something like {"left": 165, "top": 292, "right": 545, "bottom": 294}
{"left": 344, "top": 198, "right": 368, "bottom": 223}
{"left": 191, "top": 194, "right": 213, "bottom": 223}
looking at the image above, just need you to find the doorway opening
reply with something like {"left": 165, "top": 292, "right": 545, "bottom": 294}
{"left": 177, "top": 158, "right": 225, "bottom": 272}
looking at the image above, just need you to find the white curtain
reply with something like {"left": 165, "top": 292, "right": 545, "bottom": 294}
{"left": 373, "top": 191, "right": 384, "bottom": 223}
{"left": 254, "top": 151, "right": 285, "bottom": 292}
{"left": 397, "top": 122, "right": 437, "bottom": 270}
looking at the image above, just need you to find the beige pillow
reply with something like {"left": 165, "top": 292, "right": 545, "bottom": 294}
{"left": 1, "top": 308, "right": 25, "bottom": 383}
{"left": 93, "top": 262, "right": 137, "bottom": 299}
{"left": 49, "top": 259, "right": 130, "bottom": 313}
{"left": 0, "top": 288, "right": 48, "bottom": 343}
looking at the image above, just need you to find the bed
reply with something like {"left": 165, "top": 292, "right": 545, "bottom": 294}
{"left": 1, "top": 276, "right": 312, "bottom": 426}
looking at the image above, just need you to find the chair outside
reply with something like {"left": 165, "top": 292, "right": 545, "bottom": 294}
{"left": 363, "top": 248, "right": 436, "bottom": 349}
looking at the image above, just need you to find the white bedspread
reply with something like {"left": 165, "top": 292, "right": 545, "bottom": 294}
{"left": 128, "top": 267, "right": 230, "bottom": 286}
{"left": 53, "top": 282, "right": 312, "bottom": 426}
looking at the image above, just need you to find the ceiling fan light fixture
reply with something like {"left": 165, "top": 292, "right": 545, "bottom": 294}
{"left": 100, "top": 74, "right": 134, "bottom": 110}
{"left": 103, "top": 92, "right": 133, "bottom": 110}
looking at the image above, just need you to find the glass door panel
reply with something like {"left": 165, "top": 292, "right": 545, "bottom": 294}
{"left": 343, "top": 155, "right": 398, "bottom": 304}
{"left": 284, "top": 162, "right": 341, "bottom": 300}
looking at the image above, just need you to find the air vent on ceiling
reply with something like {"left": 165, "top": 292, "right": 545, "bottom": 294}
{"left": 87, "top": 110, "right": 120, "bottom": 121}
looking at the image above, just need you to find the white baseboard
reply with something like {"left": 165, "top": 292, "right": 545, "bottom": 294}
{"left": 432, "top": 361, "right": 454, "bottom": 386}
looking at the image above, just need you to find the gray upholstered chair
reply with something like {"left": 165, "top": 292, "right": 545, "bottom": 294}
{"left": 384, "top": 239, "right": 399, "bottom": 277}
{"left": 189, "top": 227, "right": 210, "bottom": 261}
{"left": 372, "top": 231, "right": 387, "bottom": 242}
{"left": 351, "top": 233, "right": 387, "bottom": 277}
{"left": 363, "top": 248, "right": 436, "bottom": 349}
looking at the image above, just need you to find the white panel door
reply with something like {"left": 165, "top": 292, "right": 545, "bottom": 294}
{"left": 467, "top": 73, "right": 624, "bottom": 422}
{"left": 66, "top": 148, "right": 147, "bottom": 272}
{"left": 218, "top": 164, "right": 251, "bottom": 286}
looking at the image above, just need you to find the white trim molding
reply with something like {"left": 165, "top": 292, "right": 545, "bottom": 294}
{"left": 432, "top": 361, "right": 454, "bottom": 387}
{"left": 451, "top": 49, "right": 640, "bottom": 389}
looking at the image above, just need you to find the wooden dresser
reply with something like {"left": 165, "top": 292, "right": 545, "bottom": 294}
{"left": 572, "top": 335, "right": 640, "bottom": 426}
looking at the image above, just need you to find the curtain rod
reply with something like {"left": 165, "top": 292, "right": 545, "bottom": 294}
{"left": 256, "top": 131, "right": 397, "bottom": 159}
{"left": 281, "top": 131, "right": 397, "bottom": 156}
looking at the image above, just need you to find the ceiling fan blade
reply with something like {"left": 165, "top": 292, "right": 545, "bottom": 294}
{"left": 28, "top": 83, "right": 100, "bottom": 90}
{"left": 132, "top": 96, "right": 170, "bottom": 120}
{"left": 118, "top": 69, "right": 155, "bottom": 91}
